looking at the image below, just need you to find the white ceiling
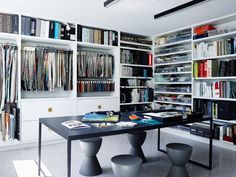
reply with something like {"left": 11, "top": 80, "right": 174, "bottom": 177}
{"left": 0, "top": 0, "right": 236, "bottom": 35}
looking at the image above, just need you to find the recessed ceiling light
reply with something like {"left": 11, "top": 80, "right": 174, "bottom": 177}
{"left": 104, "top": 0, "right": 120, "bottom": 8}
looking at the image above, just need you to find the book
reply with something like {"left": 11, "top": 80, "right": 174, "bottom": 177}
{"left": 61, "top": 120, "right": 90, "bottom": 129}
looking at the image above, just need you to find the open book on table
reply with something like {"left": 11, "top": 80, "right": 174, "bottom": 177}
{"left": 61, "top": 120, "right": 91, "bottom": 129}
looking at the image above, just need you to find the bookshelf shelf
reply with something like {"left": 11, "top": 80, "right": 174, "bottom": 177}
{"left": 193, "top": 76, "right": 236, "bottom": 80}
{"left": 120, "top": 63, "right": 153, "bottom": 68}
{"left": 193, "top": 30, "right": 236, "bottom": 43}
{"left": 193, "top": 96, "right": 236, "bottom": 101}
{"left": 154, "top": 100, "right": 192, "bottom": 106}
{"left": 120, "top": 76, "right": 153, "bottom": 79}
{"left": 21, "top": 35, "right": 74, "bottom": 46}
{"left": 120, "top": 86, "right": 151, "bottom": 89}
{"left": 120, "top": 102, "right": 153, "bottom": 106}
{"left": 154, "top": 39, "right": 192, "bottom": 48}
{"left": 155, "top": 50, "right": 192, "bottom": 57}
{"left": 213, "top": 119, "right": 236, "bottom": 124}
{"left": 120, "top": 46, "right": 151, "bottom": 52}
{"left": 154, "top": 91, "right": 192, "bottom": 95}
{"left": 77, "top": 41, "right": 117, "bottom": 50}
{"left": 120, "top": 40, "right": 152, "bottom": 47}
{"left": 154, "top": 82, "right": 192, "bottom": 85}
{"left": 193, "top": 54, "right": 236, "bottom": 61}
{"left": 155, "top": 71, "right": 191, "bottom": 75}
{"left": 0, "top": 32, "right": 19, "bottom": 41}
{"left": 154, "top": 60, "right": 192, "bottom": 66}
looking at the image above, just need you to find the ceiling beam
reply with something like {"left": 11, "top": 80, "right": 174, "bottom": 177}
{"left": 154, "top": 0, "right": 207, "bottom": 19}
{"left": 104, "top": 0, "right": 119, "bottom": 7}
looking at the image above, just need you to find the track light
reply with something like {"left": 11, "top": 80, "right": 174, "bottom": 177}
{"left": 104, "top": 0, "right": 119, "bottom": 7}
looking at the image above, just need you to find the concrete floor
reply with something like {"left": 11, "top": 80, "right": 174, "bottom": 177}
{"left": 0, "top": 130, "right": 236, "bottom": 177}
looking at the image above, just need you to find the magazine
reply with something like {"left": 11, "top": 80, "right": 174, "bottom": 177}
{"left": 61, "top": 120, "right": 91, "bottom": 129}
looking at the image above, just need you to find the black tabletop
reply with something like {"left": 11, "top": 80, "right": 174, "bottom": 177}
{"left": 39, "top": 112, "right": 212, "bottom": 141}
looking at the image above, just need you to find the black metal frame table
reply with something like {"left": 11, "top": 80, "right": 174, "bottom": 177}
{"left": 38, "top": 114, "right": 212, "bottom": 177}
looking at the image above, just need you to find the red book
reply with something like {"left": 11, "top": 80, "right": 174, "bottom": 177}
{"left": 148, "top": 53, "right": 152, "bottom": 66}
{"left": 199, "top": 62, "right": 204, "bottom": 77}
{"left": 203, "top": 60, "right": 207, "bottom": 77}
{"left": 194, "top": 25, "right": 216, "bottom": 35}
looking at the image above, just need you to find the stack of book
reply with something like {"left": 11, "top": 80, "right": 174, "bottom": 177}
{"left": 0, "top": 13, "right": 18, "bottom": 34}
{"left": 21, "top": 16, "right": 76, "bottom": 40}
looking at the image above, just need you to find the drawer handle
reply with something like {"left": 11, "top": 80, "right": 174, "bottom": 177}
{"left": 48, "top": 107, "right": 53, "bottom": 112}
{"left": 98, "top": 105, "right": 102, "bottom": 109}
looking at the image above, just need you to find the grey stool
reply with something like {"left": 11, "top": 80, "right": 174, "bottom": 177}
{"left": 128, "top": 131, "right": 147, "bottom": 163}
{"left": 79, "top": 138, "right": 102, "bottom": 176}
{"left": 111, "top": 154, "right": 142, "bottom": 177}
{"left": 166, "top": 143, "right": 192, "bottom": 177}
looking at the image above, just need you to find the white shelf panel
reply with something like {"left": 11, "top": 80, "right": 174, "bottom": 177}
{"left": 120, "top": 102, "right": 153, "bottom": 106}
{"left": 154, "top": 100, "right": 192, "bottom": 106}
{"left": 21, "top": 35, "right": 74, "bottom": 46}
{"left": 193, "top": 96, "right": 236, "bottom": 101}
{"left": 120, "top": 40, "right": 152, "bottom": 47}
{"left": 21, "top": 97, "right": 76, "bottom": 102}
{"left": 160, "top": 128, "right": 236, "bottom": 151}
{"left": 77, "top": 41, "right": 117, "bottom": 50}
{"left": 120, "top": 76, "right": 152, "bottom": 79}
{"left": 154, "top": 91, "right": 192, "bottom": 95}
{"left": 154, "top": 39, "right": 192, "bottom": 48}
{"left": 120, "top": 46, "right": 151, "bottom": 52}
{"left": 193, "top": 30, "right": 236, "bottom": 43}
{"left": 120, "top": 86, "right": 151, "bottom": 89}
{"left": 193, "top": 54, "right": 236, "bottom": 61}
{"left": 154, "top": 60, "right": 192, "bottom": 66}
{"left": 155, "top": 50, "right": 192, "bottom": 57}
{"left": 120, "top": 63, "right": 153, "bottom": 68}
{"left": 155, "top": 71, "right": 191, "bottom": 75}
{"left": 193, "top": 76, "right": 236, "bottom": 80}
{"left": 0, "top": 32, "right": 18, "bottom": 41}
{"left": 154, "top": 82, "right": 192, "bottom": 85}
{"left": 213, "top": 119, "right": 236, "bottom": 124}
{"left": 77, "top": 96, "right": 118, "bottom": 100}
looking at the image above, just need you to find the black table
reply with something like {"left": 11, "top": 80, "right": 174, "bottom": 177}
{"left": 38, "top": 112, "right": 213, "bottom": 177}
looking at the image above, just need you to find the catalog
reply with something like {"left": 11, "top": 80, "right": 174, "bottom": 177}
{"left": 61, "top": 120, "right": 91, "bottom": 129}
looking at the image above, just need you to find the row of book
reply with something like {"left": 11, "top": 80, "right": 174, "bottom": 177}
{"left": 121, "top": 66, "right": 152, "bottom": 77}
{"left": 194, "top": 99, "right": 236, "bottom": 120}
{"left": 0, "top": 13, "right": 18, "bottom": 34}
{"left": 77, "top": 81, "right": 114, "bottom": 93}
{"left": 77, "top": 51, "right": 114, "bottom": 78}
{"left": 193, "top": 38, "right": 236, "bottom": 58}
{"left": 0, "top": 105, "right": 19, "bottom": 141}
{"left": 120, "top": 88, "right": 153, "bottom": 103}
{"left": 194, "top": 81, "right": 236, "bottom": 98}
{"left": 0, "top": 44, "right": 18, "bottom": 109}
{"left": 77, "top": 25, "right": 118, "bottom": 46}
{"left": 120, "top": 49, "right": 152, "bottom": 66}
{"left": 21, "top": 16, "right": 76, "bottom": 40}
{"left": 21, "top": 46, "right": 73, "bottom": 91}
{"left": 194, "top": 59, "right": 236, "bottom": 77}
{"left": 155, "top": 29, "right": 191, "bottom": 45}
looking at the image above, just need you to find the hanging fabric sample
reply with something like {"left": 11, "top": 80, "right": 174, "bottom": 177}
{"left": 21, "top": 46, "right": 73, "bottom": 91}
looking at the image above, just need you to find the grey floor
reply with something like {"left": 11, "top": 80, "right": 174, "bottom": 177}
{"left": 0, "top": 130, "right": 236, "bottom": 177}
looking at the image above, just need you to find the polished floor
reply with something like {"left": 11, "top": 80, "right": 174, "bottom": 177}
{"left": 0, "top": 130, "right": 236, "bottom": 177}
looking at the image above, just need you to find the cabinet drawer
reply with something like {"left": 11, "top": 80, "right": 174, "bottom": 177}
{"left": 21, "top": 121, "right": 60, "bottom": 142}
{"left": 21, "top": 99, "right": 76, "bottom": 121}
{"left": 76, "top": 97, "right": 119, "bottom": 115}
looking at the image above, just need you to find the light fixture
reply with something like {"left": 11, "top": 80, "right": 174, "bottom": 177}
{"left": 154, "top": 0, "right": 207, "bottom": 19}
{"left": 104, "top": 0, "right": 119, "bottom": 7}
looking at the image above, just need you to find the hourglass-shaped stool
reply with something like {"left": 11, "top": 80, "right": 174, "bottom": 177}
{"left": 79, "top": 138, "right": 102, "bottom": 176}
{"left": 128, "top": 131, "right": 147, "bottom": 163}
{"left": 166, "top": 143, "right": 192, "bottom": 177}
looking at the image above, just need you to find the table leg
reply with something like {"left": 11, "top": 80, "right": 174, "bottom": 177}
{"left": 157, "top": 128, "right": 160, "bottom": 151}
{"left": 67, "top": 140, "right": 71, "bottom": 177}
{"left": 38, "top": 122, "right": 42, "bottom": 176}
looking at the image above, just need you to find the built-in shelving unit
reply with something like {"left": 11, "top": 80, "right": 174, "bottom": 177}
{"left": 153, "top": 27, "right": 192, "bottom": 112}
{"left": 119, "top": 32, "right": 153, "bottom": 112}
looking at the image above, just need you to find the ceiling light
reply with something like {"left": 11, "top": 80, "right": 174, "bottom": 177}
{"left": 154, "top": 0, "right": 207, "bottom": 19}
{"left": 104, "top": 0, "right": 119, "bottom": 7}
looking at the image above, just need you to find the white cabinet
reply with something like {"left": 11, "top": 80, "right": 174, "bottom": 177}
{"left": 76, "top": 97, "right": 119, "bottom": 115}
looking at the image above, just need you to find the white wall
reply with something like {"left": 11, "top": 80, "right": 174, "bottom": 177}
{"left": 0, "top": 0, "right": 236, "bottom": 35}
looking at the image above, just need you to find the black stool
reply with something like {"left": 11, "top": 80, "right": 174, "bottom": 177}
{"left": 111, "top": 154, "right": 142, "bottom": 177}
{"left": 166, "top": 143, "right": 192, "bottom": 177}
{"left": 128, "top": 131, "right": 147, "bottom": 163}
{"left": 79, "top": 138, "right": 102, "bottom": 176}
